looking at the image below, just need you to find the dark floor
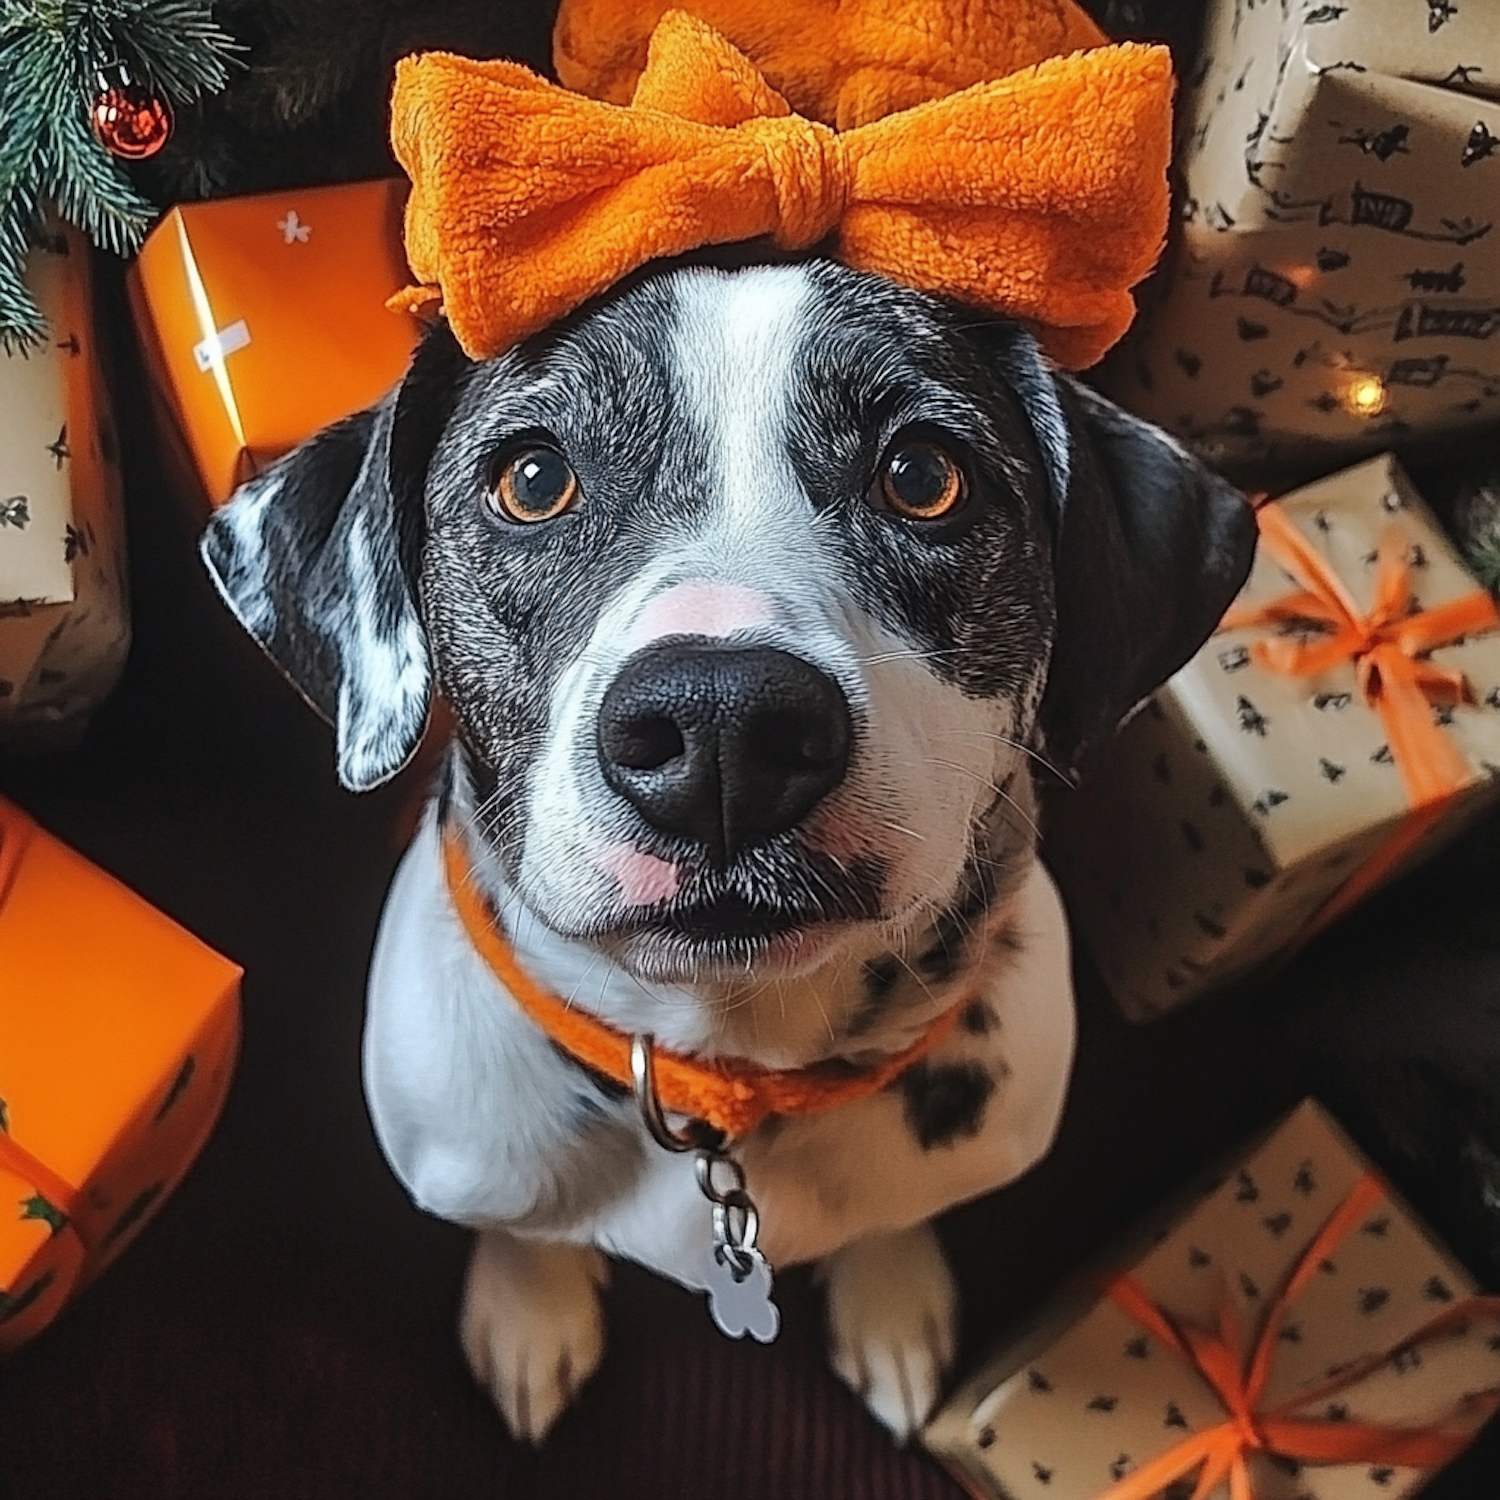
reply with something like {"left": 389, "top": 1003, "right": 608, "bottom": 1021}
{"left": 4, "top": 262, "right": 1500, "bottom": 1499}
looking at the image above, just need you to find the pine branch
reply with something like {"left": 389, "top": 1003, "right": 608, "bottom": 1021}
{"left": 0, "top": 0, "right": 239, "bottom": 350}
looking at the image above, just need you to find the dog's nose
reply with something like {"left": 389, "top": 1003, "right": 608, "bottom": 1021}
{"left": 597, "top": 642, "right": 852, "bottom": 863}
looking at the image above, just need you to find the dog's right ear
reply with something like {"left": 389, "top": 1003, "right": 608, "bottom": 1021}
{"left": 200, "top": 326, "right": 468, "bottom": 792}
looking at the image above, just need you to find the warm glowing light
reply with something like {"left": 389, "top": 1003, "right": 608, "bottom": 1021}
{"left": 1282, "top": 264, "right": 1317, "bottom": 290}
{"left": 1345, "top": 374, "right": 1387, "bottom": 417}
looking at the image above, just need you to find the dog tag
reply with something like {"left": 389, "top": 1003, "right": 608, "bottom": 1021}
{"left": 704, "top": 1244, "right": 780, "bottom": 1343}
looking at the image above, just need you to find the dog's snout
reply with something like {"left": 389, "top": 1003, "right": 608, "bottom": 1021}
{"left": 596, "top": 642, "right": 851, "bottom": 864}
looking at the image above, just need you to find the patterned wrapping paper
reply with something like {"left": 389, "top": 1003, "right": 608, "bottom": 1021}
{"left": 1097, "top": 0, "right": 1500, "bottom": 470}
{"left": 0, "top": 798, "right": 242, "bottom": 1355}
{"left": 0, "top": 231, "right": 130, "bottom": 751}
{"left": 924, "top": 1100, "right": 1500, "bottom": 1500}
{"left": 1045, "top": 453, "right": 1500, "bottom": 1022}
{"left": 128, "top": 179, "right": 420, "bottom": 508}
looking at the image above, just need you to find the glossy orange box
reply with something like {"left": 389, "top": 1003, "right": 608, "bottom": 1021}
{"left": 0, "top": 798, "right": 241, "bottom": 1354}
{"left": 128, "top": 178, "right": 420, "bottom": 507}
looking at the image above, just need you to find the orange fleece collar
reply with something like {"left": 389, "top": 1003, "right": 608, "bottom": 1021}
{"left": 390, "top": 9, "right": 1173, "bottom": 370}
{"left": 441, "top": 826, "right": 962, "bottom": 1141}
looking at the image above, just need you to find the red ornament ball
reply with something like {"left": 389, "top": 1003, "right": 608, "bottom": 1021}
{"left": 90, "top": 79, "right": 173, "bottom": 160}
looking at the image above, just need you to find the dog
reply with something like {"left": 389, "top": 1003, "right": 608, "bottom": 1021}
{"left": 201, "top": 253, "right": 1254, "bottom": 1442}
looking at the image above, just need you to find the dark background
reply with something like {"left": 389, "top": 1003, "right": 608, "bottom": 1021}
{"left": 5, "top": 1, "right": 1500, "bottom": 1495}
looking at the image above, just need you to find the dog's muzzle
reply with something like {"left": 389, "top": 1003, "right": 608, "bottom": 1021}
{"left": 595, "top": 641, "right": 852, "bottom": 866}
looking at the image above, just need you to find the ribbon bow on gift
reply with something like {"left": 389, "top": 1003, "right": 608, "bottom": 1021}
{"left": 1100, "top": 1173, "right": 1500, "bottom": 1500}
{"left": 1217, "top": 501, "right": 1500, "bottom": 940}
{"left": 389, "top": 9, "right": 1173, "bottom": 368}
{"left": 1222, "top": 505, "right": 1500, "bottom": 811}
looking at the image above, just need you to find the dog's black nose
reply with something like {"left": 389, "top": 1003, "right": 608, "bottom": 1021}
{"left": 597, "top": 642, "right": 852, "bottom": 864}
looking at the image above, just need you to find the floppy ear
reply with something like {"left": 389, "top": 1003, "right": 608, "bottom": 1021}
{"left": 200, "top": 327, "right": 467, "bottom": 791}
{"left": 1031, "top": 374, "right": 1256, "bottom": 776}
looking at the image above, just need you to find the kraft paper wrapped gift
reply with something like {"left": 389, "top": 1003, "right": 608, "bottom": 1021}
{"left": 0, "top": 797, "right": 241, "bottom": 1355}
{"left": 1046, "top": 453, "right": 1500, "bottom": 1023}
{"left": 924, "top": 1099, "right": 1500, "bottom": 1500}
{"left": 128, "top": 178, "right": 420, "bottom": 508}
{"left": 1098, "top": 0, "right": 1500, "bottom": 470}
{"left": 0, "top": 230, "right": 130, "bottom": 751}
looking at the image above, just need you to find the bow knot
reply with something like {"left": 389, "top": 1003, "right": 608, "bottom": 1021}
{"left": 746, "top": 114, "right": 850, "bottom": 249}
{"left": 1229, "top": 1408, "right": 1268, "bottom": 1457}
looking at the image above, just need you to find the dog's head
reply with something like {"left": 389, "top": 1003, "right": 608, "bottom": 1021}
{"left": 203, "top": 258, "right": 1252, "bottom": 985}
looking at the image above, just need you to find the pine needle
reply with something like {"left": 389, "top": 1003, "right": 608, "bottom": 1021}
{"left": 0, "top": 0, "right": 239, "bottom": 349}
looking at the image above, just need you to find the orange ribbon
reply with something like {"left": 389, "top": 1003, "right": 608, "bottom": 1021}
{"left": 1218, "top": 503, "right": 1500, "bottom": 938}
{"left": 1100, "top": 1173, "right": 1500, "bottom": 1500}
{"left": 1223, "top": 504, "right": 1500, "bottom": 810}
{"left": 441, "top": 825, "right": 961, "bottom": 1140}
{"left": 390, "top": 9, "right": 1173, "bottom": 368}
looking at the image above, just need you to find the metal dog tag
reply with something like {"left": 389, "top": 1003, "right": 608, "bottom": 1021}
{"left": 704, "top": 1242, "right": 779, "bottom": 1343}
{"left": 631, "top": 1033, "right": 781, "bottom": 1345}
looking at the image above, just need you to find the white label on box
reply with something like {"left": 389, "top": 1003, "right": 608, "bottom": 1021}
{"left": 193, "top": 318, "right": 251, "bottom": 372}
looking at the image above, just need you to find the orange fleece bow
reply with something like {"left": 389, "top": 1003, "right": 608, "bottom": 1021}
{"left": 441, "top": 826, "right": 962, "bottom": 1141}
{"left": 390, "top": 9, "right": 1173, "bottom": 369}
{"left": 1098, "top": 1174, "right": 1500, "bottom": 1500}
{"left": 1220, "top": 501, "right": 1500, "bottom": 943}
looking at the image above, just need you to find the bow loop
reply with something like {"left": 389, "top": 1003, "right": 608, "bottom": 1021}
{"left": 630, "top": 8, "right": 792, "bottom": 125}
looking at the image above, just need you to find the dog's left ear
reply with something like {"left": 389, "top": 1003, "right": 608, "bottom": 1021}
{"left": 1030, "top": 374, "right": 1256, "bottom": 776}
{"left": 200, "top": 327, "right": 467, "bottom": 791}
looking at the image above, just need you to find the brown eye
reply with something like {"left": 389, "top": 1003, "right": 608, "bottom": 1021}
{"left": 876, "top": 441, "right": 966, "bottom": 521}
{"left": 490, "top": 447, "right": 578, "bottom": 523}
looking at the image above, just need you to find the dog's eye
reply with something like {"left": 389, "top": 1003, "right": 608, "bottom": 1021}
{"left": 875, "top": 441, "right": 966, "bottom": 522}
{"left": 489, "top": 447, "right": 579, "bottom": 523}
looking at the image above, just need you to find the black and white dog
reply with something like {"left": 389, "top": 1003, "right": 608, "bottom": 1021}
{"left": 202, "top": 255, "right": 1254, "bottom": 1442}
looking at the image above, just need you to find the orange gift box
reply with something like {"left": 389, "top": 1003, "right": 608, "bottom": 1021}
{"left": 128, "top": 179, "right": 420, "bottom": 507}
{"left": 0, "top": 797, "right": 241, "bottom": 1354}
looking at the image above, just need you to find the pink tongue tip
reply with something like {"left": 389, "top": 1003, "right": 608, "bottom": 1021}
{"left": 598, "top": 843, "right": 682, "bottom": 906}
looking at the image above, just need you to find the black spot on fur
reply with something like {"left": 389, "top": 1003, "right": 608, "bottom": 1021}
{"left": 864, "top": 956, "right": 900, "bottom": 1000}
{"left": 846, "top": 954, "right": 912, "bottom": 1037}
{"left": 899, "top": 1060, "right": 995, "bottom": 1149}
{"left": 916, "top": 939, "right": 959, "bottom": 982}
{"left": 961, "top": 1001, "right": 994, "bottom": 1035}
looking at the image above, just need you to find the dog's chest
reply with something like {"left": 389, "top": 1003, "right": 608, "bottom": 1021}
{"left": 362, "top": 816, "right": 1075, "bottom": 1286}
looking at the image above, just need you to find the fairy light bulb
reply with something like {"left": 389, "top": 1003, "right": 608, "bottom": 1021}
{"left": 1345, "top": 374, "right": 1387, "bottom": 418}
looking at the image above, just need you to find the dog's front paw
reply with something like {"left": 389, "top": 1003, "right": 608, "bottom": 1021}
{"left": 820, "top": 1223, "right": 957, "bottom": 1441}
{"left": 460, "top": 1230, "right": 609, "bottom": 1444}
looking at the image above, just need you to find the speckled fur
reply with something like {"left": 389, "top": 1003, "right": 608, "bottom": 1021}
{"left": 201, "top": 256, "right": 1254, "bottom": 1443}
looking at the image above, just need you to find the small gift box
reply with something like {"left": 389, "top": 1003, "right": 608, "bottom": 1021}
{"left": 0, "top": 798, "right": 241, "bottom": 1355}
{"left": 1, "top": 229, "right": 130, "bottom": 751}
{"left": 1046, "top": 453, "right": 1500, "bottom": 1022}
{"left": 924, "top": 1099, "right": 1500, "bottom": 1500}
{"left": 128, "top": 178, "right": 419, "bottom": 508}
{"left": 1098, "top": 0, "right": 1500, "bottom": 469}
